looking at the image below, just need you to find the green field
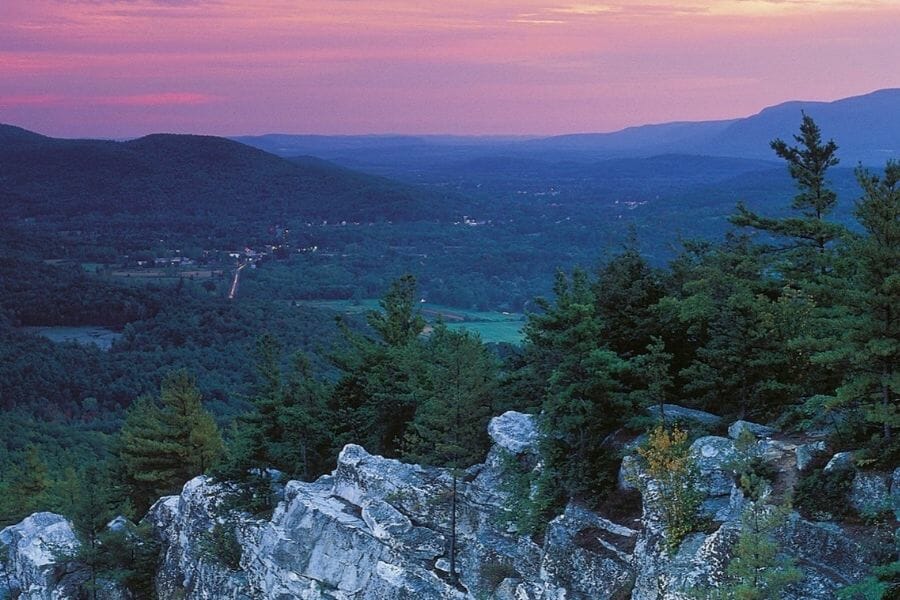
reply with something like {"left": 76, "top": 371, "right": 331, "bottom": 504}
{"left": 22, "top": 326, "right": 122, "bottom": 350}
{"left": 295, "top": 299, "right": 525, "bottom": 344}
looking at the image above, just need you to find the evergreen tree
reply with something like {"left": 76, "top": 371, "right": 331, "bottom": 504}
{"left": 526, "top": 268, "right": 631, "bottom": 505}
{"left": 703, "top": 499, "right": 803, "bottom": 599}
{"left": 119, "top": 371, "right": 224, "bottom": 513}
{"left": 814, "top": 161, "right": 900, "bottom": 455}
{"left": 660, "top": 236, "right": 807, "bottom": 419}
{"left": 331, "top": 274, "right": 426, "bottom": 456}
{"left": 731, "top": 113, "right": 844, "bottom": 280}
{"left": 594, "top": 234, "right": 665, "bottom": 358}
{"left": 276, "top": 352, "right": 335, "bottom": 480}
{"left": 367, "top": 274, "right": 426, "bottom": 347}
{"left": 224, "top": 333, "right": 285, "bottom": 478}
{"left": 630, "top": 336, "right": 674, "bottom": 425}
{"left": 403, "top": 324, "right": 497, "bottom": 584}
{"left": 69, "top": 464, "right": 120, "bottom": 600}
{"left": 4, "top": 445, "right": 51, "bottom": 522}
{"left": 729, "top": 115, "right": 848, "bottom": 403}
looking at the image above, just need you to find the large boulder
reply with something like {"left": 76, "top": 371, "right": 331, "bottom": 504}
{"left": 850, "top": 471, "right": 894, "bottom": 517}
{"left": 0, "top": 512, "right": 125, "bottom": 600}
{"left": 149, "top": 477, "right": 254, "bottom": 599}
{"left": 0, "top": 512, "right": 82, "bottom": 600}
{"left": 539, "top": 504, "right": 637, "bottom": 600}
{"left": 488, "top": 411, "right": 538, "bottom": 455}
{"left": 690, "top": 436, "right": 737, "bottom": 498}
{"left": 645, "top": 404, "right": 722, "bottom": 428}
{"left": 728, "top": 420, "right": 777, "bottom": 439}
{"left": 824, "top": 451, "right": 855, "bottom": 473}
{"left": 795, "top": 440, "right": 827, "bottom": 471}
{"left": 892, "top": 468, "right": 900, "bottom": 519}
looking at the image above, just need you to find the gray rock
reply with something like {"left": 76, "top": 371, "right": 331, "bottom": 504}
{"left": 850, "top": 471, "right": 892, "bottom": 516}
{"left": 892, "top": 468, "right": 900, "bottom": 519}
{"left": 753, "top": 438, "right": 796, "bottom": 463}
{"left": 796, "top": 441, "right": 827, "bottom": 471}
{"left": 646, "top": 404, "right": 722, "bottom": 427}
{"left": 0, "top": 512, "right": 128, "bottom": 600}
{"left": 690, "top": 436, "right": 737, "bottom": 497}
{"left": 540, "top": 503, "right": 636, "bottom": 600}
{"left": 0, "top": 512, "right": 81, "bottom": 600}
{"left": 487, "top": 411, "right": 538, "bottom": 455}
{"left": 728, "top": 420, "right": 777, "bottom": 439}
{"left": 619, "top": 454, "right": 640, "bottom": 491}
{"left": 824, "top": 451, "right": 855, "bottom": 473}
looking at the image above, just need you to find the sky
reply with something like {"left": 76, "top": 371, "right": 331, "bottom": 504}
{"left": 1, "top": 0, "right": 898, "bottom": 137}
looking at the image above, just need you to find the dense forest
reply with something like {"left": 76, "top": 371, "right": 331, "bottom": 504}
{"left": 0, "top": 116, "right": 897, "bottom": 597}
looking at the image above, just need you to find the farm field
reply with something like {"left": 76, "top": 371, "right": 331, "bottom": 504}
{"left": 295, "top": 299, "right": 525, "bottom": 344}
{"left": 21, "top": 326, "right": 122, "bottom": 350}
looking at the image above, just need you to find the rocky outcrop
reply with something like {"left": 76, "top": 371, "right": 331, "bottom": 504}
{"left": 849, "top": 470, "right": 895, "bottom": 516}
{"left": 629, "top": 429, "right": 886, "bottom": 600}
{"left": 5, "top": 408, "right": 891, "bottom": 600}
{"left": 151, "top": 411, "right": 636, "bottom": 599}
{"left": 824, "top": 450, "right": 855, "bottom": 473}
{"left": 645, "top": 404, "right": 722, "bottom": 427}
{"left": 0, "top": 513, "right": 83, "bottom": 600}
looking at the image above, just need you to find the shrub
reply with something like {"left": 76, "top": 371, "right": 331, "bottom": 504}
{"left": 795, "top": 467, "right": 855, "bottom": 521}
{"left": 498, "top": 450, "right": 565, "bottom": 539}
{"left": 201, "top": 522, "right": 242, "bottom": 571}
{"left": 636, "top": 425, "right": 702, "bottom": 554}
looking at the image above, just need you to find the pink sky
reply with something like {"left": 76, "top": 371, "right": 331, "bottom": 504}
{"left": 1, "top": 0, "right": 898, "bottom": 137}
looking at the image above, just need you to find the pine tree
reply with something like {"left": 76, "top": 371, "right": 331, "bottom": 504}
{"left": 402, "top": 324, "right": 496, "bottom": 584}
{"left": 661, "top": 236, "right": 807, "bottom": 419}
{"left": 706, "top": 499, "right": 803, "bottom": 599}
{"left": 119, "top": 371, "right": 223, "bottom": 513}
{"left": 731, "top": 113, "right": 844, "bottom": 281}
{"left": 526, "top": 268, "right": 631, "bottom": 505}
{"left": 594, "top": 233, "right": 665, "bottom": 358}
{"left": 331, "top": 274, "right": 427, "bottom": 456}
{"left": 70, "top": 464, "right": 120, "bottom": 600}
{"left": 12, "top": 445, "right": 50, "bottom": 519}
{"left": 630, "top": 336, "right": 674, "bottom": 425}
{"left": 729, "top": 115, "right": 848, "bottom": 403}
{"left": 367, "top": 274, "right": 426, "bottom": 347}
{"left": 276, "top": 352, "right": 335, "bottom": 480}
{"left": 815, "top": 161, "right": 900, "bottom": 454}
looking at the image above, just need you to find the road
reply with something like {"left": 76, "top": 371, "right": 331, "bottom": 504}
{"left": 228, "top": 262, "right": 247, "bottom": 299}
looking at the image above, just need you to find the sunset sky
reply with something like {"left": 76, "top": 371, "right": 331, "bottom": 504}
{"left": 1, "top": 0, "right": 898, "bottom": 137}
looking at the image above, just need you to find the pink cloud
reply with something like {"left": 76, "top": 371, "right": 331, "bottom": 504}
{"left": 89, "top": 92, "right": 215, "bottom": 106}
{"left": 0, "top": 94, "right": 65, "bottom": 107}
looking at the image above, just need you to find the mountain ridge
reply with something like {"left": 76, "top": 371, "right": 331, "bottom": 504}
{"left": 230, "top": 88, "right": 900, "bottom": 166}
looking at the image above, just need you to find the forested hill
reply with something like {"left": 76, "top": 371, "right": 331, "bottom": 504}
{"left": 0, "top": 125, "right": 465, "bottom": 224}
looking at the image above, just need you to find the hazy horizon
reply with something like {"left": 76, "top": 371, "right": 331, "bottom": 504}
{"left": 5, "top": 86, "right": 898, "bottom": 142}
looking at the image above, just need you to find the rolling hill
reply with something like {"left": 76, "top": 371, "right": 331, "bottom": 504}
{"left": 0, "top": 126, "right": 464, "bottom": 224}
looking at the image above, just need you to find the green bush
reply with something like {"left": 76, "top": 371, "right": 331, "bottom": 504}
{"left": 795, "top": 467, "right": 855, "bottom": 521}
{"left": 201, "top": 522, "right": 242, "bottom": 571}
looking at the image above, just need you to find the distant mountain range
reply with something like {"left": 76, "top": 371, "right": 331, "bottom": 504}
{"left": 234, "top": 88, "right": 900, "bottom": 168}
